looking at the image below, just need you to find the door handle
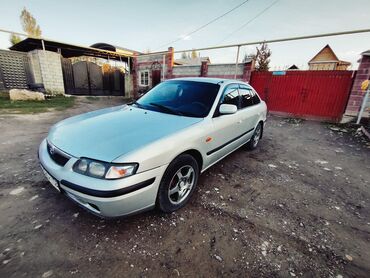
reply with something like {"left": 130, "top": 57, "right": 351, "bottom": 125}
{"left": 237, "top": 119, "right": 242, "bottom": 124}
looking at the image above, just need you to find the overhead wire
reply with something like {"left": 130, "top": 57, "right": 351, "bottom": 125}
{"left": 217, "top": 0, "right": 280, "bottom": 44}
{"left": 153, "top": 0, "right": 252, "bottom": 51}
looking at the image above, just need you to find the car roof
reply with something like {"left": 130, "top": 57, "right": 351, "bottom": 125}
{"left": 167, "top": 77, "right": 247, "bottom": 85}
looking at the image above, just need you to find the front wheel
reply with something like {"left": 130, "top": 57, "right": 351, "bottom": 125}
{"left": 246, "top": 122, "right": 263, "bottom": 150}
{"left": 157, "top": 154, "right": 199, "bottom": 213}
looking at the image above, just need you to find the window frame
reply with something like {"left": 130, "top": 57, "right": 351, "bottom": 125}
{"left": 139, "top": 70, "right": 149, "bottom": 87}
{"left": 213, "top": 83, "right": 241, "bottom": 118}
{"left": 238, "top": 84, "right": 261, "bottom": 109}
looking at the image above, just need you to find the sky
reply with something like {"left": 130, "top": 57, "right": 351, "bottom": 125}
{"left": 0, "top": 0, "right": 369, "bottom": 69}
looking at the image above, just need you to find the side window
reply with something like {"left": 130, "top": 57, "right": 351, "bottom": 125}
{"left": 251, "top": 89, "right": 261, "bottom": 104}
{"left": 239, "top": 88, "right": 254, "bottom": 108}
{"left": 221, "top": 85, "right": 239, "bottom": 107}
{"left": 239, "top": 85, "right": 261, "bottom": 107}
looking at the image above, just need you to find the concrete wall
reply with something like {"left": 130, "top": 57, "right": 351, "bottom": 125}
{"left": 0, "top": 49, "right": 29, "bottom": 89}
{"left": 125, "top": 74, "right": 134, "bottom": 98}
{"left": 28, "top": 50, "right": 65, "bottom": 94}
{"left": 344, "top": 53, "right": 370, "bottom": 118}
{"left": 172, "top": 65, "right": 201, "bottom": 77}
{"left": 207, "top": 63, "right": 244, "bottom": 79}
{"left": 27, "top": 51, "right": 42, "bottom": 84}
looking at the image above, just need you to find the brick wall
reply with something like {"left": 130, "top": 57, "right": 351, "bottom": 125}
{"left": 133, "top": 50, "right": 170, "bottom": 95}
{"left": 344, "top": 53, "right": 370, "bottom": 118}
{"left": 28, "top": 50, "right": 65, "bottom": 94}
{"left": 137, "top": 53, "right": 164, "bottom": 88}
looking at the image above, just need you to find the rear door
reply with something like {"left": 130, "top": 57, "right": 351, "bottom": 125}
{"left": 205, "top": 84, "right": 241, "bottom": 163}
{"left": 238, "top": 84, "right": 261, "bottom": 141}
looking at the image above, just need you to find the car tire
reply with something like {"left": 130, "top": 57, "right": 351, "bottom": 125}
{"left": 246, "top": 122, "right": 263, "bottom": 150}
{"left": 157, "top": 154, "right": 199, "bottom": 213}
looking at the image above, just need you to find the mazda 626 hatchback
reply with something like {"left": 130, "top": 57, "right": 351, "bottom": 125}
{"left": 39, "top": 78, "right": 267, "bottom": 217}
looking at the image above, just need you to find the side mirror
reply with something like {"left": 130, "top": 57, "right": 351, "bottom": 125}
{"left": 219, "top": 104, "right": 237, "bottom": 115}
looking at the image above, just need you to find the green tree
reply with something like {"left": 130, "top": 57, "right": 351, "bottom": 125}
{"left": 181, "top": 52, "right": 188, "bottom": 59}
{"left": 20, "top": 7, "right": 42, "bottom": 37}
{"left": 10, "top": 33, "right": 22, "bottom": 45}
{"left": 255, "top": 42, "right": 271, "bottom": 71}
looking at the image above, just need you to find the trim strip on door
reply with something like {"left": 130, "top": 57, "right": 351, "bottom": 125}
{"left": 206, "top": 128, "right": 254, "bottom": 156}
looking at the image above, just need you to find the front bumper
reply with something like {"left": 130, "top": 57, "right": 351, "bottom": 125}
{"left": 38, "top": 139, "right": 167, "bottom": 217}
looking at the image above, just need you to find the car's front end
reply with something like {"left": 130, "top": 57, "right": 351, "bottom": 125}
{"left": 38, "top": 138, "right": 168, "bottom": 217}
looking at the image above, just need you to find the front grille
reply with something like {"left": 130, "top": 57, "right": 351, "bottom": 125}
{"left": 47, "top": 142, "right": 70, "bottom": 166}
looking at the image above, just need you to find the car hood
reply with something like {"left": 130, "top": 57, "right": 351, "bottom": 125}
{"left": 48, "top": 105, "right": 202, "bottom": 162}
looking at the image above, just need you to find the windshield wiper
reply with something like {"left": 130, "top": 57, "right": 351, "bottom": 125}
{"left": 149, "top": 102, "right": 183, "bottom": 116}
{"left": 130, "top": 101, "right": 146, "bottom": 109}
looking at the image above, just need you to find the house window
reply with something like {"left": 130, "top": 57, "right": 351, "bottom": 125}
{"left": 139, "top": 70, "right": 149, "bottom": 86}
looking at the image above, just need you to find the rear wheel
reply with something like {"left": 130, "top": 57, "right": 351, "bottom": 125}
{"left": 157, "top": 154, "right": 199, "bottom": 213}
{"left": 246, "top": 122, "right": 262, "bottom": 150}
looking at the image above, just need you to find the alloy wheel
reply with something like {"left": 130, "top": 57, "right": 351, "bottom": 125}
{"left": 252, "top": 124, "right": 261, "bottom": 147}
{"left": 168, "top": 165, "right": 195, "bottom": 205}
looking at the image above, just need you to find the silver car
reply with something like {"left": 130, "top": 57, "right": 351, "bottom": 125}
{"left": 39, "top": 78, "right": 267, "bottom": 217}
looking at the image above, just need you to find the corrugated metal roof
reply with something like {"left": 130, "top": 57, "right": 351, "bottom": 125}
{"left": 10, "top": 38, "right": 133, "bottom": 61}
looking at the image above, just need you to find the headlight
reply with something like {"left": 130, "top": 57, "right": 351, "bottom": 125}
{"left": 73, "top": 158, "right": 138, "bottom": 179}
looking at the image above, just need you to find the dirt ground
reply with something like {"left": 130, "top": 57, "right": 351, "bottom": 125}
{"left": 0, "top": 97, "right": 369, "bottom": 278}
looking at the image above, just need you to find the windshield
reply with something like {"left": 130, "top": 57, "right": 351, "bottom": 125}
{"left": 135, "top": 80, "right": 220, "bottom": 118}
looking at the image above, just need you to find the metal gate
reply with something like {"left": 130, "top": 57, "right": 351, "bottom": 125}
{"left": 72, "top": 61, "right": 104, "bottom": 95}
{"left": 250, "top": 70, "right": 355, "bottom": 122}
{"left": 61, "top": 60, "right": 125, "bottom": 96}
{"left": 61, "top": 58, "right": 74, "bottom": 94}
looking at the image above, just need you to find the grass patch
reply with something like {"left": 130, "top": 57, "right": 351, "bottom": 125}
{"left": 0, "top": 93, "right": 75, "bottom": 114}
{"left": 86, "top": 96, "right": 100, "bottom": 101}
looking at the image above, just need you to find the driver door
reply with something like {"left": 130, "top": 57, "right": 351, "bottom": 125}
{"left": 205, "top": 84, "right": 241, "bottom": 163}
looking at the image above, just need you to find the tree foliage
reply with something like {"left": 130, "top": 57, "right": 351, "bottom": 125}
{"left": 181, "top": 52, "right": 188, "bottom": 59}
{"left": 9, "top": 7, "right": 42, "bottom": 45}
{"left": 255, "top": 42, "right": 271, "bottom": 71}
{"left": 10, "top": 33, "right": 22, "bottom": 45}
{"left": 20, "top": 8, "right": 41, "bottom": 38}
{"left": 20, "top": 7, "right": 42, "bottom": 37}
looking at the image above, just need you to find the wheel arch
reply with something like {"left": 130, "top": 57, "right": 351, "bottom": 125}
{"left": 178, "top": 149, "right": 203, "bottom": 172}
{"left": 258, "top": 120, "right": 264, "bottom": 139}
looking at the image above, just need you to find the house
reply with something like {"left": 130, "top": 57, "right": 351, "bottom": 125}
{"left": 287, "top": 64, "right": 299, "bottom": 70}
{"left": 308, "top": 44, "right": 351, "bottom": 70}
